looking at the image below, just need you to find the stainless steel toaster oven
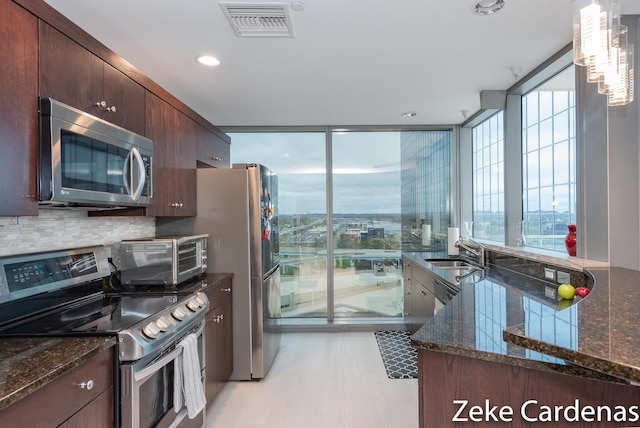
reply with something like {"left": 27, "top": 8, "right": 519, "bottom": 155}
{"left": 120, "top": 234, "right": 208, "bottom": 286}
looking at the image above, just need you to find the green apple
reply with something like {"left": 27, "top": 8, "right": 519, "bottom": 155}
{"left": 558, "top": 284, "right": 576, "bottom": 300}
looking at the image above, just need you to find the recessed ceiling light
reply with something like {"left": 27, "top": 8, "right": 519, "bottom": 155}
{"left": 401, "top": 111, "right": 417, "bottom": 117}
{"left": 472, "top": 0, "right": 505, "bottom": 15}
{"left": 196, "top": 55, "right": 221, "bottom": 66}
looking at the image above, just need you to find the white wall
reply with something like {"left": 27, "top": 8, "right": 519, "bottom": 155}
{"left": 0, "top": 210, "right": 155, "bottom": 257}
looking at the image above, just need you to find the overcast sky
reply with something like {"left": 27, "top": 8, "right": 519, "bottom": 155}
{"left": 229, "top": 132, "right": 401, "bottom": 215}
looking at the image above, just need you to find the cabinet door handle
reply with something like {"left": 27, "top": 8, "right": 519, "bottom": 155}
{"left": 221, "top": 288, "right": 231, "bottom": 292}
{"left": 78, "top": 380, "right": 95, "bottom": 390}
{"left": 419, "top": 290, "right": 427, "bottom": 296}
{"left": 169, "top": 203, "right": 184, "bottom": 208}
{"left": 212, "top": 314, "right": 224, "bottom": 323}
{"left": 94, "top": 101, "right": 116, "bottom": 112}
{"left": 210, "top": 156, "right": 222, "bottom": 162}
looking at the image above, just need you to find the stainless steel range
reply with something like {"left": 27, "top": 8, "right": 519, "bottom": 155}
{"left": 0, "top": 246, "right": 209, "bottom": 428}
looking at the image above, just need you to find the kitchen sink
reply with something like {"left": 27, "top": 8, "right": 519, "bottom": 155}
{"left": 425, "top": 259, "right": 479, "bottom": 270}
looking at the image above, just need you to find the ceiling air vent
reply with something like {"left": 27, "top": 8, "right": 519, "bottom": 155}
{"left": 220, "top": 2, "right": 295, "bottom": 38}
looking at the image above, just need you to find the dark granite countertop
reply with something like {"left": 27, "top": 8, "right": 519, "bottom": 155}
{"left": 406, "top": 251, "right": 639, "bottom": 383}
{"left": 0, "top": 336, "right": 116, "bottom": 411}
{"left": 115, "top": 272, "right": 234, "bottom": 296}
{"left": 504, "top": 267, "right": 640, "bottom": 383}
{"left": 175, "top": 272, "right": 233, "bottom": 294}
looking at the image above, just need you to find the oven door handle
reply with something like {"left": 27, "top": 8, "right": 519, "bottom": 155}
{"left": 133, "top": 322, "right": 205, "bottom": 382}
{"left": 134, "top": 347, "right": 182, "bottom": 382}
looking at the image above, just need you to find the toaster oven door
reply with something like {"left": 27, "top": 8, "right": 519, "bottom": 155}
{"left": 120, "top": 242, "right": 175, "bottom": 286}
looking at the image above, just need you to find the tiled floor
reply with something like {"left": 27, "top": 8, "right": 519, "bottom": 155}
{"left": 205, "top": 332, "right": 418, "bottom": 428}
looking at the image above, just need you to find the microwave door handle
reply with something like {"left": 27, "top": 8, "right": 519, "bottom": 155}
{"left": 122, "top": 150, "right": 133, "bottom": 196}
{"left": 129, "top": 147, "right": 146, "bottom": 201}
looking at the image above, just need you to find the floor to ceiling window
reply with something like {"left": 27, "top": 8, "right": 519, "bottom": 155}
{"left": 331, "top": 131, "right": 402, "bottom": 318}
{"left": 522, "top": 65, "right": 576, "bottom": 251}
{"left": 472, "top": 111, "right": 505, "bottom": 242}
{"left": 229, "top": 132, "right": 328, "bottom": 318}
{"left": 228, "top": 128, "right": 449, "bottom": 322}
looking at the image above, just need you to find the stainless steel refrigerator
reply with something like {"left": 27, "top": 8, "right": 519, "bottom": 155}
{"left": 157, "top": 163, "right": 281, "bottom": 380}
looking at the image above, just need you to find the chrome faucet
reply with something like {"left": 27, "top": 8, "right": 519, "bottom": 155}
{"left": 455, "top": 239, "right": 486, "bottom": 267}
{"left": 455, "top": 267, "right": 484, "bottom": 284}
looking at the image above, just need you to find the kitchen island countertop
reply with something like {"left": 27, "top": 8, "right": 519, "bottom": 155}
{"left": 406, "top": 250, "right": 640, "bottom": 384}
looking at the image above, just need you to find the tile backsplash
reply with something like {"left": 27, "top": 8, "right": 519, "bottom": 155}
{"left": 0, "top": 210, "right": 155, "bottom": 257}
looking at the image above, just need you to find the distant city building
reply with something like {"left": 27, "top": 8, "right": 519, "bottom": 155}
{"left": 361, "top": 227, "right": 384, "bottom": 241}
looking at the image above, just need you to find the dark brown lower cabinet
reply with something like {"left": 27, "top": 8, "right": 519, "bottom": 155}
{"left": 58, "top": 387, "right": 114, "bottom": 428}
{"left": 419, "top": 349, "right": 640, "bottom": 428}
{"left": 204, "top": 276, "right": 234, "bottom": 405}
{"left": 0, "top": 347, "right": 114, "bottom": 428}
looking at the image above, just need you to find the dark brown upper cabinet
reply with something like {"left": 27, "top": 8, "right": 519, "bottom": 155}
{"left": 39, "top": 22, "right": 146, "bottom": 136}
{"left": 145, "top": 92, "right": 197, "bottom": 217}
{"left": 197, "top": 124, "right": 231, "bottom": 168}
{"left": 0, "top": 0, "right": 39, "bottom": 216}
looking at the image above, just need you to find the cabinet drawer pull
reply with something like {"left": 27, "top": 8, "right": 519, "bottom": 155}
{"left": 210, "top": 156, "right": 222, "bottom": 162}
{"left": 169, "top": 203, "right": 184, "bottom": 208}
{"left": 95, "top": 101, "right": 107, "bottom": 108}
{"left": 419, "top": 290, "right": 427, "bottom": 296}
{"left": 212, "top": 314, "right": 224, "bottom": 323}
{"left": 221, "top": 288, "right": 231, "bottom": 292}
{"left": 105, "top": 105, "right": 117, "bottom": 113}
{"left": 78, "top": 379, "right": 95, "bottom": 390}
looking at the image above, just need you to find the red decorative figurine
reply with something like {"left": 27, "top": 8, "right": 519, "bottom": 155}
{"left": 565, "top": 224, "right": 577, "bottom": 256}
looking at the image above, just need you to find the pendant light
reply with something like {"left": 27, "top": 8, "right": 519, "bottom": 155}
{"left": 572, "top": 0, "right": 634, "bottom": 106}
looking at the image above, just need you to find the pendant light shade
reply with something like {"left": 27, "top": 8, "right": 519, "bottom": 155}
{"left": 573, "top": 0, "right": 610, "bottom": 67}
{"left": 572, "top": 0, "right": 634, "bottom": 106}
{"left": 608, "top": 43, "right": 634, "bottom": 106}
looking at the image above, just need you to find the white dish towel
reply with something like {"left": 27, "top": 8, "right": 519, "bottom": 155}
{"left": 174, "top": 333, "right": 206, "bottom": 419}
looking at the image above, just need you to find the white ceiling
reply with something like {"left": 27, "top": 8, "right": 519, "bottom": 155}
{"left": 42, "top": 0, "right": 640, "bottom": 128}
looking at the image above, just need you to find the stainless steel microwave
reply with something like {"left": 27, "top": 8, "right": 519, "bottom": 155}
{"left": 119, "top": 235, "right": 208, "bottom": 286}
{"left": 39, "top": 97, "right": 153, "bottom": 209}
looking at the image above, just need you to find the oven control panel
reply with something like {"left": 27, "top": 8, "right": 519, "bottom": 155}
{"left": 0, "top": 246, "right": 111, "bottom": 305}
{"left": 118, "top": 291, "right": 209, "bottom": 361}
